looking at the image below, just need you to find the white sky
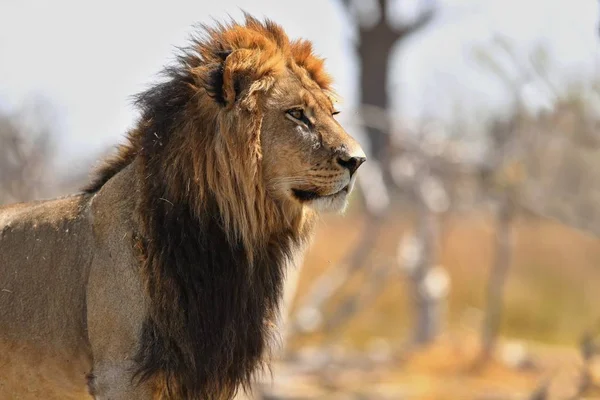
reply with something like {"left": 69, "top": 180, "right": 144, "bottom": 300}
{"left": 0, "top": 0, "right": 598, "bottom": 170}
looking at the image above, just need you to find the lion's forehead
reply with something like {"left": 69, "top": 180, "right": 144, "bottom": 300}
{"left": 301, "top": 89, "right": 335, "bottom": 113}
{"left": 268, "top": 80, "right": 334, "bottom": 114}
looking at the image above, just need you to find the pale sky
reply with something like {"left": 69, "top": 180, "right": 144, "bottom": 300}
{"left": 0, "top": 0, "right": 598, "bottom": 172}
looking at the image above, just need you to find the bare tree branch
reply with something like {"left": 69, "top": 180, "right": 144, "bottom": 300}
{"left": 377, "top": 0, "right": 387, "bottom": 23}
{"left": 0, "top": 103, "right": 57, "bottom": 204}
{"left": 323, "top": 260, "right": 393, "bottom": 333}
{"left": 290, "top": 216, "right": 384, "bottom": 335}
{"left": 392, "top": 4, "right": 435, "bottom": 38}
{"left": 339, "top": 0, "right": 351, "bottom": 9}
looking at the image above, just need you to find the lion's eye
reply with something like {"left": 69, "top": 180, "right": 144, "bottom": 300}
{"left": 332, "top": 110, "right": 341, "bottom": 116}
{"left": 287, "top": 109, "right": 304, "bottom": 120}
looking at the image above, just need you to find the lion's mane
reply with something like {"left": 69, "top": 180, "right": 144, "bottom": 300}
{"left": 84, "top": 14, "right": 332, "bottom": 399}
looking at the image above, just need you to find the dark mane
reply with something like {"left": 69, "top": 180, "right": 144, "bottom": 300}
{"left": 133, "top": 192, "right": 300, "bottom": 398}
{"left": 83, "top": 65, "right": 197, "bottom": 194}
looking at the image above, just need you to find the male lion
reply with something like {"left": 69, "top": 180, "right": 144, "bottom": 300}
{"left": 0, "top": 15, "right": 365, "bottom": 400}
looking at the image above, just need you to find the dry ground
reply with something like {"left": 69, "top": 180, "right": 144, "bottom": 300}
{"left": 275, "top": 208, "right": 600, "bottom": 398}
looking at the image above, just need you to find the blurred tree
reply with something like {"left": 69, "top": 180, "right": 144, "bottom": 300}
{"left": 0, "top": 101, "right": 58, "bottom": 205}
{"left": 330, "top": 0, "right": 440, "bottom": 346}
{"left": 473, "top": 35, "right": 600, "bottom": 362}
{"left": 393, "top": 123, "right": 455, "bottom": 345}
{"left": 478, "top": 116, "right": 521, "bottom": 363}
{"left": 472, "top": 36, "right": 534, "bottom": 363}
{"left": 339, "top": 0, "right": 435, "bottom": 176}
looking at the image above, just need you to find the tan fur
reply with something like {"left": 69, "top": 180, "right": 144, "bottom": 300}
{"left": 0, "top": 15, "right": 364, "bottom": 399}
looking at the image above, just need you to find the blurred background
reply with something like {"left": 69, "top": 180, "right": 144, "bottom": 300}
{"left": 2, "top": 0, "right": 600, "bottom": 398}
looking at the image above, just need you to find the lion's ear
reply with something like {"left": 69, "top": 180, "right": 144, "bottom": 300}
{"left": 204, "top": 49, "right": 256, "bottom": 109}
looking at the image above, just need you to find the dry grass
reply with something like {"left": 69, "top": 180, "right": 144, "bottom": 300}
{"left": 277, "top": 207, "right": 600, "bottom": 397}
{"left": 293, "top": 209, "right": 600, "bottom": 349}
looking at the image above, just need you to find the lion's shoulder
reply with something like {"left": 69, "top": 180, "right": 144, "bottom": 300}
{"left": 0, "top": 194, "right": 89, "bottom": 232}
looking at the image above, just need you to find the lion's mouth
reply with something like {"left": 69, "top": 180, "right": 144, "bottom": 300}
{"left": 292, "top": 185, "right": 349, "bottom": 202}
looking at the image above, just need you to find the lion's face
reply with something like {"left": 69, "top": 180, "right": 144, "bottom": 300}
{"left": 260, "top": 73, "right": 366, "bottom": 213}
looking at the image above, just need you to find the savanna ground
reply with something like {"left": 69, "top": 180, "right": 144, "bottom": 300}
{"left": 258, "top": 206, "right": 600, "bottom": 399}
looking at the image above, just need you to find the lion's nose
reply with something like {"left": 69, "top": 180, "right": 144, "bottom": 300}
{"left": 337, "top": 154, "right": 366, "bottom": 176}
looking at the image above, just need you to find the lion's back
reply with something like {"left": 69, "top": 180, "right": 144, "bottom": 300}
{"left": 0, "top": 194, "right": 94, "bottom": 338}
{"left": 0, "top": 194, "right": 95, "bottom": 399}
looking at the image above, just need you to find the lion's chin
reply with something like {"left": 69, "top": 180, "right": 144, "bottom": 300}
{"left": 292, "top": 186, "right": 351, "bottom": 214}
{"left": 307, "top": 190, "right": 350, "bottom": 213}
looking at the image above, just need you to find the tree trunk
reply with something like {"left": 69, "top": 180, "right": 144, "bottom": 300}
{"left": 357, "top": 23, "right": 398, "bottom": 165}
{"left": 349, "top": 0, "right": 434, "bottom": 173}
{"left": 481, "top": 196, "right": 515, "bottom": 360}
{"left": 410, "top": 199, "right": 441, "bottom": 344}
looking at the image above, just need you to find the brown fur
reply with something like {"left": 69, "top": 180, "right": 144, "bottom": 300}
{"left": 0, "top": 14, "right": 364, "bottom": 399}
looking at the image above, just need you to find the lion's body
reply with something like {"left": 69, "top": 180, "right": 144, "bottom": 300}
{"left": 0, "top": 15, "right": 364, "bottom": 399}
{"left": 0, "top": 152, "right": 311, "bottom": 400}
{"left": 0, "top": 195, "right": 94, "bottom": 399}
{"left": 0, "top": 195, "right": 92, "bottom": 348}
{"left": 0, "top": 164, "right": 149, "bottom": 398}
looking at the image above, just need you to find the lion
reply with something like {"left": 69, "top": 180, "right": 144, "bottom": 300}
{"left": 0, "top": 14, "right": 365, "bottom": 400}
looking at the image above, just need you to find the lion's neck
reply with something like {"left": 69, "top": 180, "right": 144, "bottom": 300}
{"left": 130, "top": 156, "right": 312, "bottom": 399}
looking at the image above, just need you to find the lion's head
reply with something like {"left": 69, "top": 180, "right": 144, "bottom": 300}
{"left": 259, "top": 68, "right": 366, "bottom": 213}
{"left": 194, "top": 15, "right": 365, "bottom": 244}
{"left": 88, "top": 14, "right": 365, "bottom": 250}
